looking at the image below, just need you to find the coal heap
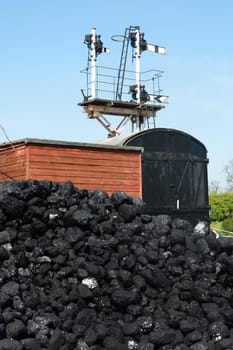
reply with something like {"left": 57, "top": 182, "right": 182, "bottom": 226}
{"left": 0, "top": 180, "right": 233, "bottom": 350}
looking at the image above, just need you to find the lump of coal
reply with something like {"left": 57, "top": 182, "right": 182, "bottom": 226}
{"left": 0, "top": 179, "right": 232, "bottom": 349}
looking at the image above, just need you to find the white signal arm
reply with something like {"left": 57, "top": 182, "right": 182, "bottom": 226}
{"left": 146, "top": 43, "right": 166, "bottom": 55}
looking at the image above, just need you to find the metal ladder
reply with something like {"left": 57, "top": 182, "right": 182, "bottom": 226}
{"left": 115, "top": 26, "right": 135, "bottom": 101}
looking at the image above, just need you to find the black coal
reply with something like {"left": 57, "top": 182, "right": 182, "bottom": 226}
{"left": 0, "top": 180, "right": 232, "bottom": 350}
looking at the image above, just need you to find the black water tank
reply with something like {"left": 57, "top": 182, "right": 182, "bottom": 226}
{"left": 124, "top": 128, "right": 209, "bottom": 222}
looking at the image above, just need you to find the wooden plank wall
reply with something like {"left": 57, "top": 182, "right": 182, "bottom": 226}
{"left": 0, "top": 144, "right": 27, "bottom": 181}
{"left": 27, "top": 143, "right": 142, "bottom": 198}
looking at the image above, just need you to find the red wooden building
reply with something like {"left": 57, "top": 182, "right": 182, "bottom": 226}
{"left": 0, "top": 138, "right": 143, "bottom": 198}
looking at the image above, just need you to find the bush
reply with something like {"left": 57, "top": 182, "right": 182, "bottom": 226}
{"left": 222, "top": 215, "right": 233, "bottom": 234}
{"left": 209, "top": 193, "right": 233, "bottom": 222}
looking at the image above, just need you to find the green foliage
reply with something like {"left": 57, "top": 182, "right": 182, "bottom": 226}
{"left": 210, "top": 221, "right": 223, "bottom": 236}
{"left": 210, "top": 221, "right": 222, "bottom": 231}
{"left": 222, "top": 215, "right": 233, "bottom": 234}
{"left": 209, "top": 193, "right": 233, "bottom": 222}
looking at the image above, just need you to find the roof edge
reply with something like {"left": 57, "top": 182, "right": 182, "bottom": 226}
{"left": 0, "top": 138, "right": 143, "bottom": 152}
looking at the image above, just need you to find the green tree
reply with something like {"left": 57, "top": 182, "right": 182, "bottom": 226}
{"left": 222, "top": 215, "right": 233, "bottom": 234}
{"left": 209, "top": 192, "right": 233, "bottom": 222}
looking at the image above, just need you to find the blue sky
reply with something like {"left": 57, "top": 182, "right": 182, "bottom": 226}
{"left": 0, "top": 0, "right": 232, "bottom": 189}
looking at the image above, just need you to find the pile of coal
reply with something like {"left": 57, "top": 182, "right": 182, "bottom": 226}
{"left": 0, "top": 180, "right": 233, "bottom": 350}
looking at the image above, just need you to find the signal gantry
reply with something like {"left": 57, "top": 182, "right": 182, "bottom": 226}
{"left": 79, "top": 26, "right": 168, "bottom": 137}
